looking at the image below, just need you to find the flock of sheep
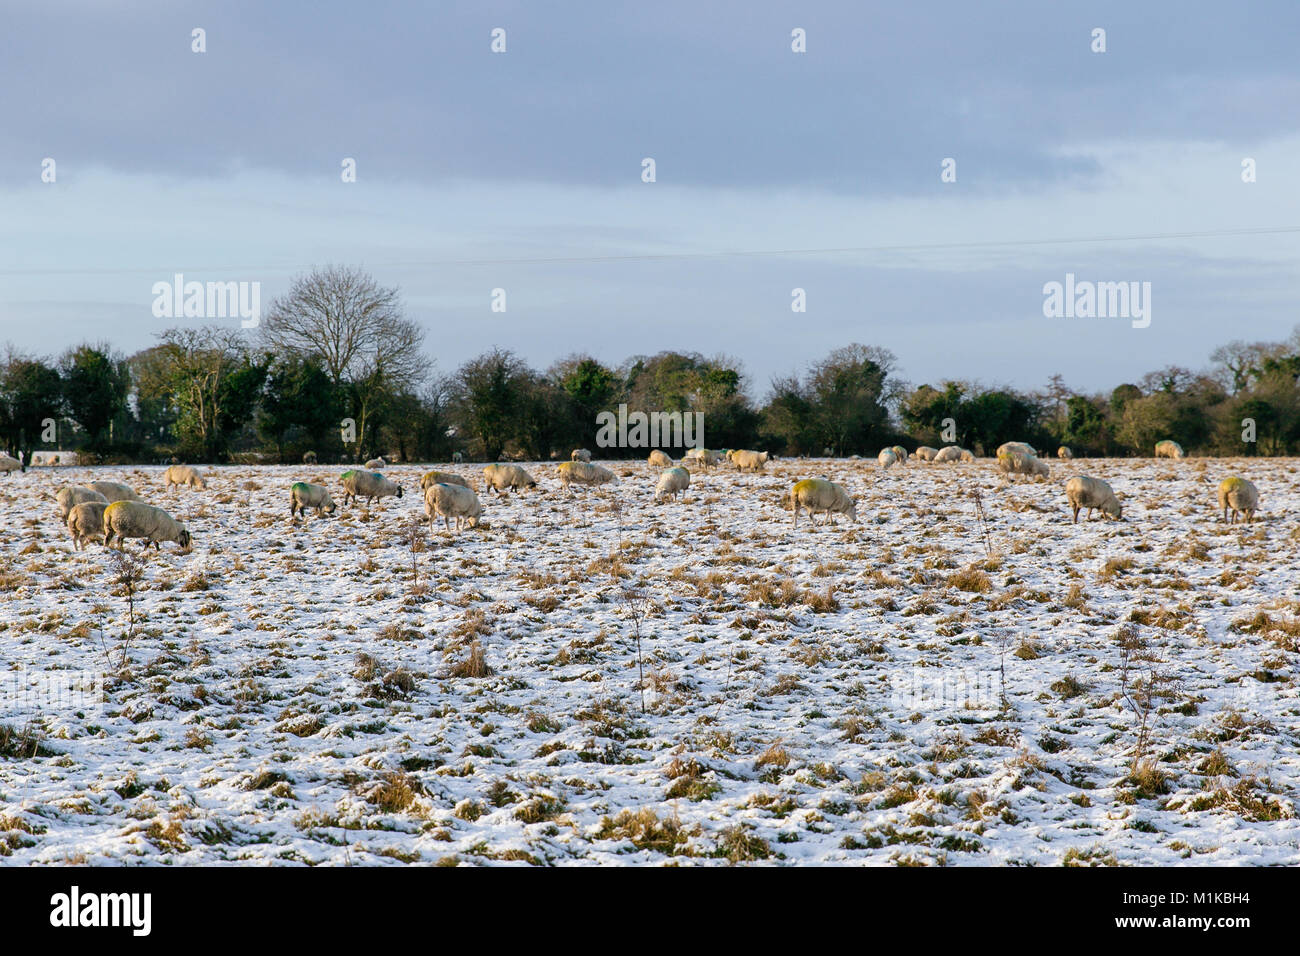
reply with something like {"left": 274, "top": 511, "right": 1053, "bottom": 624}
{"left": 8, "top": 432, "right": 1266, "bottom": 558}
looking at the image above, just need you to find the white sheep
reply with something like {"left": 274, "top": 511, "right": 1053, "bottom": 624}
{"left": 1218, "top": 477, "right": 1259, "bottom": 524}
{"left": 912, "top": 446, "right": 938, "bottom": 461}
{"left": 728, "top": 449, "right": 768, "bottom": 472}
{"left": 654, "top": 466, "right": 690, "bottom": 502}
{"left": 683, "top": 448, "right": 722, "bottom": 469}
{"left": 1057, "top": 446, "right": 1073, "bottom": 460}
{"left": 164, "top": 464, "right": 208, "bottom": 491}
{"left": 570, "top": 448, "right": 592, "bottom": 462}
{"left": 878, "top": 448, "right": 899, "bottom": 469}
{"left": 424, "top": 482, "right": 483, "bottom": 531}
{"left": 933, "top": 446, "right": 964, "bottom": 463}
{"left": 290, "top": 482, "right": 337, "bottom": 517}
{"left": 1065, "top": 475, "right": 1122, "bottom": 522}
{"left": 87, "top": 480, "right": 141, "bottom": 504}
{"left": 557, "top": 460, "right": 617, "bottom": 490}
{"left": 419, "top": 470, "right": 472, "bottom": 493}
{"left": 647, "top": 449, "right": 673, "bottom": 468}
{"left": 998, "top": 452, "right": 1050, "bottom": 478}
{"left": 0, "top": 454, "right": 20, "bottom": 474}
{"left": 339, "top": 469, "right": 404, "bottom": 507}
{"left": 302, "top": 450, "right": 318, "bottom": 464}
{"left": 1154, "top": 440, "right": 1185, "bottom": 460}
{"left": 103, "top": 501, "right": 192, "bottom": 551}
{"left": 482, "top": 463, "right": 537, "bottom": 496}
{"left": 56, "top": 485, "right": 108, "bottom": 521}
{"left": 67, "top": 501, "right": 109, "bottom": 551}
{"left": 791, "top": 478, "right": 857, "bottom": 526}
{"left": 960, "top": 449, "right": 977, "bottom": 463}
{"left": 364, "top": 457, "right": 387, "bottom": 470}
{"left": 890, "top": 445, "right": 908, "bottom": 463}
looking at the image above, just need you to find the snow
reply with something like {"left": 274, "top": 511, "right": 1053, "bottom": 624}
{"left": 1, "top": 456, "right": 1297, "bottom": 865}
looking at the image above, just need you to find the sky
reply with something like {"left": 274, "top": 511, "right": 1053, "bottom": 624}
{"left": 1, "top": 0, "right": 1298, "bottom": 398}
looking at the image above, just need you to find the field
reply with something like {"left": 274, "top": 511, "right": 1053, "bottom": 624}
{"left": 1, "top": 455, "right": 1297, "bottom": 866}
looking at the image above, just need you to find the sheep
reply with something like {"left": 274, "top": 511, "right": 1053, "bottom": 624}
{"left": 654, "top": 466, "right": 690, "bottom": 502}
{"left": 728, "top": 449, "right": 769, "bottom": 472}
{"left": 890, "top": 445, "right": 908, "bottom": 463}
{"left": 877, "top": 448, "right": 899, "bottom": 469}
{"left": 1057, "top": 446, "right": 1073, "bottom": 460}
{"left": 339, "top": 469, "right": 403, "bottom": 507}
{"left": 0, "top": 454, "right": 20, "bottom": 474}
{"left": 912, "top": 446, "right": 938, "bottom": 462}
{"left": 933, "top": 445, "right": 964, "bottom": 463}
{"left": 419, "top": 470, "right": 472, "bottom": 492}
{"left": 482, "top": 463, "right": 537, "bottom": 496}
{"left": 164, "top": 464, "right": 208, "bottom": 491}
{"left": 1154, "top": 439, "right": 1185, "bottom": 460}
{"left": 960, "top": 449, "right": 977, "bottom": 463}
{"left": 364, "top": 457, "right": 387, "bottom": 470}
{"left": 1065, "top": 475, "right": 1122, "bottom": 523}
{"left": 87, "top": 480, "right": 141, "bottom": 504}
{"left": 452, "top": 451, "right": 464, "bottom": 464}
{"left": 56, "top": 485, "right": 108, "bottom": 521}
{"left": 67, "top": 501, "right": 109, "bottom": 551}
{"left": 302, "top": 450, "right": 318, "bottom": 465}
{"left": 557, "top": 460, "right": 617, "bottom": 491}
{"left": 996, "top": 441, "right": 1037, "bottom": 459}
{"left": 998, "top": 452, "right": 1050, "bottom": 478}
{"left": 571, "top": 448, "right": 592, "bottom": 462}
{"left": 647, "top": 449, "right": 674, "bottom": 468}
{"left": 290, "top": 482, "right": 337, "bottom": 518}
{"left": 790, "top": 478, "right": 857, "bottom": 526}
{"left": 102, "top": 501, "right": 192, "bottom": 551}
{"left": 683, "top": 448, "right": 722, "bottom": 469}
{"left": 1218, "top": 477, "right": 1259, "bottom": 524}
{"left": 424, "top": 482, "right": 483, "bottom": 531}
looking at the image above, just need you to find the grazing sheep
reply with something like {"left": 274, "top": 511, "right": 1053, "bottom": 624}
{"left": 996, "top": 441, "right": 1037, "bottom": 459}
{"left": 912, "top": 446, "right": 938, "bottom": 461}
{"left": 1057, "top": 446, "right": 1073, "bottom": 460}
{"left": 890, "top": 445, "right": 908, "bottom": 463}
{"left": 102, "top": 501, "right": 192, "bottom": 552}
{"left": 1218, "top": 477, "right": 1259, "bottom": 524}
{"left": 302, "top": 450, "right": 318, "bottom": 465}
{"left": 0, "top": 454, "right": 20, "bottom": 474}
{"left": 647, "top": 449, "right": 673, "bottom": 468}
{"left": 1154, "top": 439, "right": 1185, "bottom": 460}
{"left": 933, "top": 445, "right": 964, "bottom": 463}
{"left": 452, "top": 451, "right": 464, "bottom": 464}
{"left": 1065, "top": 475, "right": 1122, "bottom": 523}
{"left": 654, "top": 466, "right": 690, "bottom": 502}
{"left": 87, "top": 480, "right": 141, "bottom": 504}
{"left": 164, "top": 464, "right": 208, "bottom": 491}
{"left": 419, "top": 470, "right": 472, "bottom": 492}
{"left": 728, "top": 449, "right": 769, "bottom": 472}
{"left": 557, "top": 460, "right": 617, "bottom": 490}
{"left": 960, "top": 449, "right": 977, "bottom": 463}
{"left": 482, "top": 463, "right": 537, "bottom": 496}
{"left": 998, "top": 452, "right": 1050, "bottom": 478}
{"left": 339, "top": 470, "right": 403, "bottom": 507}
{"left": 790, "top": 478, "right": 857, "bottom": 527}
{"left": 56, "top": 485, "right": 108, "bottom": 521}
{"left": 571, "top": 448, "right": 592, "bottom": 462}
{"left": 290, "top": 482, "right": 337, "bottom": 518}
{"left": 424, "top": 482, "right": 483, "bottom": 531}
{"left": 364, "top": 457, "right": 387, "bottom": 470}
{"left": 878, "top": 448, "right": 899, "bottom": 469}
{"left": 67, "top": 501, "right": 109, "bottom": 551}
{"left": 683, "top": 448, "right": 722, "bottom": 469}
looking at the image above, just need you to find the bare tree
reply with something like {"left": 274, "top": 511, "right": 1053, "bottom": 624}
{"left": 260, "top": 265, "right": 430, "bottom": 457}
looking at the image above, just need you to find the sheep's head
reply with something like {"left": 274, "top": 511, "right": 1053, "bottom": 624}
{"left": 395, "top": 486, "right": 404, "bottom": 498}
{"left": 1103, "top": 497, "right": 1123, "bottom": 520}
{"left": 179, "top": 529, "right": 193, "bottom": 551}
{"left": 322, "top": 499, "right": 337, "bottom": 515}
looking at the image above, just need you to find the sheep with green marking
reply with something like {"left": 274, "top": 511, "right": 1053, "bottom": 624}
{"left": 878, "top": 448, "right": 900, "bottom": 469}
{"left": 339, "top": 469, "right": 403, "bottom": 508}
{"left": 1218, "top": 477, "right": 1259, "bottom": 523}
{"left": 290, "top": 482, "right": 337, "bottom": 517}
{"left": 1155, "top": 439, "right": 1185, "bottom": 460}
{"left": 790, "top": 478, "right": 857, "bottom": 527}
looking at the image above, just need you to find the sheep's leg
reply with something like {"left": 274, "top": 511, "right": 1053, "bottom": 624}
{"left": 1071, "top": 506, "right": 1080, "bottom": 524}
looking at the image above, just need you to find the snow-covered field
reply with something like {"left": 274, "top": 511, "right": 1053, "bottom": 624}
{"left": 1, "top": 456, "right": 1297, "bottom": 865}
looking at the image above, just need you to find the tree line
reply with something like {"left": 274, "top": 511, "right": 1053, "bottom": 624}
{"left": 3, "top": 266, "right": 1298, "bottom": 464}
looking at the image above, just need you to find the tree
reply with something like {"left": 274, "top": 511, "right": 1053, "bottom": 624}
{"left": 454, "top": 348, "right": 532, "bottom": 461}
{"left": 0, "top": 350, "right": 63, "bottom": 464}
{"left": 259, "top": 356, "right": 342, "bottom": 460}
{"left": 155, "top": 326, "right": 258, "bottom": 460}
{"left": 260, "top": 265, "right": 430, "bottom": 458}
{"left": 59, "top": 344, "right": 130, "bottom": 448}
{"left": 804, "top": 345, "right": 893, "bottom": 455}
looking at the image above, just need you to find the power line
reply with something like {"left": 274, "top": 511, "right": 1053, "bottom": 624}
{"left": 1, "top": 224, "right": 1297, "bottom": 276}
